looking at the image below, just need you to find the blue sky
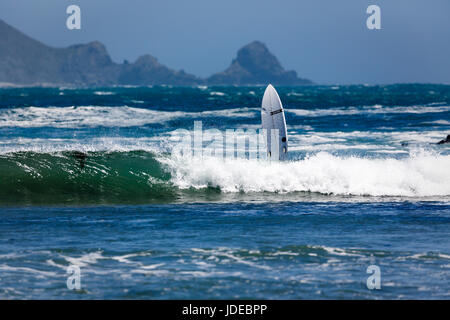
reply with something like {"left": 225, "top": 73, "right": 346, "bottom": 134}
{"left": 1, "top": 0, "right": 449, "bottom": 84}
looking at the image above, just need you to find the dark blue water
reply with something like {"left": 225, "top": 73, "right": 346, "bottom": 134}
{"left": 0, "top": 84, "right": 449, "bottom": 299}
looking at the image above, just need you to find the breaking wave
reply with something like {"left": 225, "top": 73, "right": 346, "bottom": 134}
{"left": 164, "top": 151, "right": 450, "bottom": 196}
{"left": 1, "top": 149, "right": 449, "bottom": 205}
{"left": 1, "top": 103, "right": 449, "bottom": 128}
{"left": 287, "top": 104, "right": 450, "bottom": 117}
{"left": 0, "top": 106, "right": 257, "bottom": 128}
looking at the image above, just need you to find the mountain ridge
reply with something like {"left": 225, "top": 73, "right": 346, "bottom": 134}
{"left": 0, "top": 19, "right": 313, "bottom": 86}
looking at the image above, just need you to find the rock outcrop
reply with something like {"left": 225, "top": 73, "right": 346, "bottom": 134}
{"left": 207, "top": 41, "right": 312, "bottom": 85}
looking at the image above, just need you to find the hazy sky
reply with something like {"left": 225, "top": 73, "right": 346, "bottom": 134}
{"left": 1, "top": 0, "right": 449, "bottom": 84}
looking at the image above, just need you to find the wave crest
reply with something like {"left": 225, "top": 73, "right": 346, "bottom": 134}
{"left": 162, "top": 151, "right": 450, "bottom": 197}
{"left": 1, "top": 150, "right": 449, "bottom": 205}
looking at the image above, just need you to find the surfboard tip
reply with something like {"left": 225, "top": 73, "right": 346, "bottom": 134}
{"left": 264, "top": 84, "right": 275, "bottom": 97}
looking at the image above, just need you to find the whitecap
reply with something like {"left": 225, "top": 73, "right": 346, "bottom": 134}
{"left": 160, "top": 151, "right": 450, "bottom": 197}
{"left": 0, "top": 106, "right": 257, "bottom": 128}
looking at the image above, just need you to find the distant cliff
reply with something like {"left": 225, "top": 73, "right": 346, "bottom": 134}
{"left": 207, "top": 41, "right": 312, "bottom": 85}
{"left": 0, "top": 19, "right": 312, "bottom": 86}
{"left": 0, "top": 19, "right": 199, "bottom": 86}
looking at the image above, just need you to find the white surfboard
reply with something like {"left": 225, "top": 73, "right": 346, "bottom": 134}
{"left": 261, "top": 84, "right": 288, "bottom": 161}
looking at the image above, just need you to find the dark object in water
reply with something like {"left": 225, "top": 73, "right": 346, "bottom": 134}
{"left": 437, "top": 135, "right": 450, "bottom": 145}
{"left": 401, "top": 142, "right": 409, "bottom": 147}
{"left": 71, "top": 151, "right": 87, "bottom": 169}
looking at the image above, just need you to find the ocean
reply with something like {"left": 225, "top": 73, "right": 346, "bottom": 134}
{"left": 0, "top": 84, "right": 449, "bottom": 299}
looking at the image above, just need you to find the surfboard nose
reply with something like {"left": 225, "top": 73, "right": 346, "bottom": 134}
{"left": 262, "top": 84, "right": 281, "bottom": 108}
{"left": 263, "top": 84, "right": 275, "bottom": 96}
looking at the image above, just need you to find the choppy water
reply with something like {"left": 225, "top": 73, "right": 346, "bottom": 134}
{"left": 0, "top": 84, "right": 449, "bottom": 299}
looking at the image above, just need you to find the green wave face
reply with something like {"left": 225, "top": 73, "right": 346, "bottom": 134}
{"left": 0, "top": 151, "right": 177, "bottom": 205}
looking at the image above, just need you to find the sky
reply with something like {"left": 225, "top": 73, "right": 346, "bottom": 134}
{"left": 1, "top": 0, "right": 449, "bottom": 84}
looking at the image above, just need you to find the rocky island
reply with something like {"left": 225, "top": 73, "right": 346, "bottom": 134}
{"left": 207, "top": 41, "right": 312, "bottom": 85}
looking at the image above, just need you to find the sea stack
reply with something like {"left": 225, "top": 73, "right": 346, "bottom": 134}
{"left": 207, "top": 41, "right": 313, "bottom": 86}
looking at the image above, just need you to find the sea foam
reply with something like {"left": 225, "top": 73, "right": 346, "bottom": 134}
{"left": 0, "top": 106, "right": 256, "bottom": 128}
{"left": 162, "top": 151, "right": 450, "bottom": 197}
